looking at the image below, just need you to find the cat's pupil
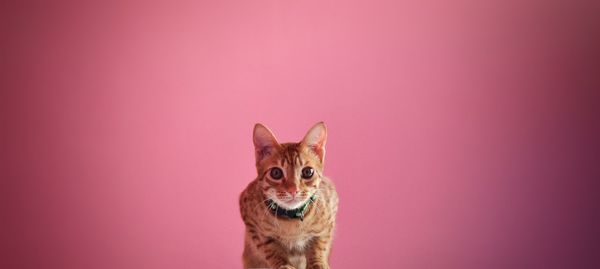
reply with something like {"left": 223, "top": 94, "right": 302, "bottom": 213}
{"left": 270, "top": 167, "right": 283, "bottom": 180}
{"left": 302, "top": 167, "right": 314, "bottom": 179}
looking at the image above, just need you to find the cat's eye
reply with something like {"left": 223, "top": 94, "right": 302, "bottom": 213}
{"left": 301, "top": 167, "right": 314, "bottom": 179}
{"left": 269, "top": 167, "right": 283, "bottom": 180}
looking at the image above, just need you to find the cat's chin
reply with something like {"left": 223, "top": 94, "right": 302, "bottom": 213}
{"left": 274, "top": 198, "right": 309, "bottom": 210}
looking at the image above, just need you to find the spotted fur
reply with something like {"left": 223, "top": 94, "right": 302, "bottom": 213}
{"left": 240, "top": 122, "right": 338, "bottom": 269}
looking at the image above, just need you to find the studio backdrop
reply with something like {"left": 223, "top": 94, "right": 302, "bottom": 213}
{"left": 1, "top": 0, "right": 598, "bottom": 268}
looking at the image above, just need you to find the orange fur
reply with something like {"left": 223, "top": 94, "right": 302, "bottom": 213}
{"left": 239, "top": 123, "right": 338, "bottom": 269}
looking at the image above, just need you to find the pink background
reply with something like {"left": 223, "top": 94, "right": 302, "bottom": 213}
{"left": 1, "top": 0, "right": 598, "bottom": 268}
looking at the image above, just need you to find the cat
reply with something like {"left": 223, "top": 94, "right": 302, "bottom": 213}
{"left": 239, "top": 122, "right": 339, "bottom": 269}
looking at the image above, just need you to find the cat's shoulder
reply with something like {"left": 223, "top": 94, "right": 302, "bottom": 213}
{"left": 319, "top": 176, "right": 338, "bottom": 196}
{"left": 320, "top": 176, "right": 336, "bottom": 187}
{"left": 239, "top": 179, "right": 258, "bottom": 203}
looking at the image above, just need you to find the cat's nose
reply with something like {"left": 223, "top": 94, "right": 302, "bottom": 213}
{"left": 286, "top": 186, "right": 297, "bottom": 197}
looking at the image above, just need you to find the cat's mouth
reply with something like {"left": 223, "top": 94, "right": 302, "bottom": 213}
{"left": 274, "top": 197, "right": 310, "bottom": 210}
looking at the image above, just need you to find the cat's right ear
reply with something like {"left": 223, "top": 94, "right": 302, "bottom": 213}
{"left": 253, "top": 123, "right": 280, "bottom": 163}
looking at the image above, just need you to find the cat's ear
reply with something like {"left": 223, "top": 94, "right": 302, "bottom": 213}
{"left": 253, "top": 123, "right": 280, "bottom": 163}
{"left": 301, "top": 122, "right": 327, "bottom": 163}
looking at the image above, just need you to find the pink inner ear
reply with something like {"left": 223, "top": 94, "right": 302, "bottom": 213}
{"left": 308, "top": 145, "right": 325, "bottom": 161}
{"left": 255, "top": 146, "right": 272, "bottom": 161}
{"left": 303, "top": 124, "right": 327, "bottom": 150}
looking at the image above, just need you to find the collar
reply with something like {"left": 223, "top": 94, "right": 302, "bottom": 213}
{"left": 265, "top": 195, "right": 317, "bottom": 221}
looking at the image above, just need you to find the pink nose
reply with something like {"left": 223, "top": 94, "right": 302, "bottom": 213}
{"left": 286, "top": 186, "right": 297, "bottom": 197}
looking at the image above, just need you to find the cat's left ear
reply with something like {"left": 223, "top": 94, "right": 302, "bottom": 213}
{"left": 253, "top": 123, "right": 280, "bottom": 163}
{"left": 301, "top": 122, "right": 327, "bottom": 163}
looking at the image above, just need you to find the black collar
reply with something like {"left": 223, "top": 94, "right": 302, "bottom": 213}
{"left": 265, "top": 195, "right": 317, "bottom": 221}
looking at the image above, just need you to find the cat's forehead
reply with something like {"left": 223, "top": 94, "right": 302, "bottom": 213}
{"left": 273, "top": 143, "right": 315, "bottom": 167}
{"left": 276, "top": 143, "right": 301, "bottom": 166}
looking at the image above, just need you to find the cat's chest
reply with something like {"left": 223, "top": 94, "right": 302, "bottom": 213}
{"left": 279, "top": 235, "right": 312, "bottom": 251}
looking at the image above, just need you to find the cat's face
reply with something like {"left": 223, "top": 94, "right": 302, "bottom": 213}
{"left": 253, "top": 123, "right": 327, "bottom": 210}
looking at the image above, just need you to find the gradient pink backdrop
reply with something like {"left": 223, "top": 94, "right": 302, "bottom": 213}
{"left": 1, "top": 0, "right": 599, "bottom": 268}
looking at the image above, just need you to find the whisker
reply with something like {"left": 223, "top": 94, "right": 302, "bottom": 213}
{"left": 273, "top": 203, "right": 281, "bottom": 229}
{"left": 262, "top": 202, "right": 272, "bottom": 223}
{"left": 312, "top": 188, "right": 325, "bottom": 215}
{"left": 252, "top": 197, "right": 272, "bottom": 214}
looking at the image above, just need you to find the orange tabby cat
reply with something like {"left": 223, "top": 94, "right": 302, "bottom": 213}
{"left": 239, "top": 122, "right": 339, "bottom": 269}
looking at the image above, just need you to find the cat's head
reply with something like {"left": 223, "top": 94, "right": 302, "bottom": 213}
{"left": 253, "top": 122, "right": 327, "bottom": 210}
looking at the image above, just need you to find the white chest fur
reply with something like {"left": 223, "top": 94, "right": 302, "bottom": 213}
{"left": 282, "top": 236, "right": 312, "bottom": 251}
